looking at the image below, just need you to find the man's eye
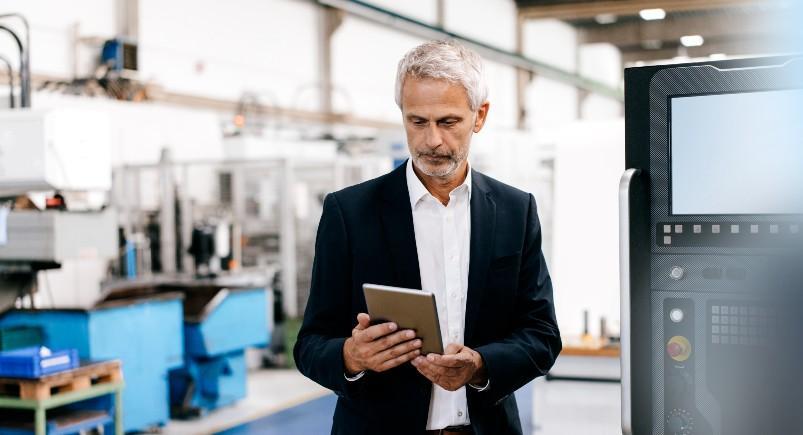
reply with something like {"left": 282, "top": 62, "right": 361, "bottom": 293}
{"left": 413, "top": 120, "right": 427, "bottom": 126}
{"left": 440, "top": 120, "right": 456, "bottom": 127}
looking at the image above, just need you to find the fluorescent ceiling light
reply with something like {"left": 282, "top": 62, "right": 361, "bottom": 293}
{"left": 710, "top": 53, "right": 727, "bottom": 60}
{"left": 595, "top": 13, "right": 617, "bottom": 24}
{"left": 680, "top": 35, "right": 705, "bottom": 47}
{"left": 639, "top": 8, "right": 666, "bottom": 20}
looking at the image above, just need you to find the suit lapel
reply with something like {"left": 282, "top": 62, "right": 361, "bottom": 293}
{"left": 465, "top": 170, "right": 496, "bottom": 345}
{"left": 379, "top": 162, "right": 422, "bottom": 290}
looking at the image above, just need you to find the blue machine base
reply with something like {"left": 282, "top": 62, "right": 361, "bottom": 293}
{"left": 169, "top": 350, "right": 247, "bottom": 416}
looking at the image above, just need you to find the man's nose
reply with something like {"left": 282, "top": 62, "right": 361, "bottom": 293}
{"left": 424, "top": 123, "right": 443, "bottom": 148}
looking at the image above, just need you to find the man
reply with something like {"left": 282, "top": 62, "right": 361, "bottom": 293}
{"left": 294, "top": 40, "right": 561, "bottom": 435}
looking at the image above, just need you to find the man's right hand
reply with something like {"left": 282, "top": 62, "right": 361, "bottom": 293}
{"left": 343, "top": 313, "right": 422, "bottom": 374}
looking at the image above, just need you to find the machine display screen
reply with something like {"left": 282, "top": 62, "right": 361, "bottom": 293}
{"left": 671, "top": 89, "right": 803, "bottom": 215}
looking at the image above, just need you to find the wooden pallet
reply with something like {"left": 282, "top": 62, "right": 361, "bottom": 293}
{"left": 0, "top": 360, "right": 122, "bottom": 400}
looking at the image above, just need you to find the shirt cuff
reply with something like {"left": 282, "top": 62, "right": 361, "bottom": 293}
{"left": 468, "top": 378, "right": 490, "bottom": 392}
{"left": 344, "top": 370, "right": 366, "bottom": 382}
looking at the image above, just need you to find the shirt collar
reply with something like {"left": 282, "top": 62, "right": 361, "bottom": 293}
{"left": 406, "top": 158, "right": 472, "bottom": 209}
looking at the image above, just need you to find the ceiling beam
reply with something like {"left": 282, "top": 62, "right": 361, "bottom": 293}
{"left": 519, "top": 0, "right": 764, "bottom": 20}
{"left": 578, "top": 11, "right": 778, "bottom": 47}
{"left": 315, "top": 0, "right": 623, "bottom": 100}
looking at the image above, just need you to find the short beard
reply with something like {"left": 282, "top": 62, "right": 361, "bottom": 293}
{"left": 412, "top": 150, "right": 466, "bottom": 178}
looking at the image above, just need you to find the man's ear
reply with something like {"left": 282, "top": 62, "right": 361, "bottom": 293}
{"left": 473, "top": 101, "right": 490, "bottom": 133}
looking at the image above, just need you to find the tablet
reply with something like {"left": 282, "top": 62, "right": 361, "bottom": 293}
{"left": 362, "top": 283, "right": 444, "bottom": 355}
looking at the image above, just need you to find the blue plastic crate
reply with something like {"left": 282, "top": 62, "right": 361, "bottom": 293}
{"left": 0, "top": 347, "right": 79, "bottom": 379}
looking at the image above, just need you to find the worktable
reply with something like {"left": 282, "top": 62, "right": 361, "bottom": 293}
{"left": 0, "top": 360, "right": 124, "bottom": 435}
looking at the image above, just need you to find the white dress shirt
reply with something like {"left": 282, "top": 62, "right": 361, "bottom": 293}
{"left": 406, "top": 159, "right": 472, "bottom": 430}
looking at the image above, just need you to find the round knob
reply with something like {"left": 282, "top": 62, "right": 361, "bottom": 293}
{"left": 670, "top": 266, "right": 685, "bottom": 280}
{"left": 669, "top": 308, "right": 684, "bottom": 323}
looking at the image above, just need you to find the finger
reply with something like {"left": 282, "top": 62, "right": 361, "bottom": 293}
{"left": 416, "top": 357, "right": 469, "bottom": 392}
{"left": 444, "top": 343, "right": 463, "bottom": 355}
{"left": 426, "top": 351, "right": 470, "bottom": 368}
{"left": 412, "top": 357, "right": 442, "bottom": 383}
{"left": 355, "top": 313, "right": 371, "bottom": 330}
{"left": 376, "top": 348, "right": 421, "bottom": 372}
{"left": 356, "top": 321, "right": 398, "bottom": 342}
{"left": 414, "top": 356, "right": 458, "bottom": 378}
{"left": 374, "top": 338, "right": 422, "bottom": 364}
{"left": 369, "top": 329, "right": 417, "bottom": 353}
{"left": 413, "top": 357, "right": 462, "bottom": 390}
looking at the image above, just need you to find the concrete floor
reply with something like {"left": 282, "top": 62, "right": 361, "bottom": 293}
{"left": 161, "top": 367, "right": 621, "bottom": 435}
{"left": 161, "top": 369, "right": 329, "bottom": 435}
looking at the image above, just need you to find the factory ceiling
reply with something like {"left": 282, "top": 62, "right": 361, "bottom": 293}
{"left": 515, "top": 0, "right": 799, "bottom": 63}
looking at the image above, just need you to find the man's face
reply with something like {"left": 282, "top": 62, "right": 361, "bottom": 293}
{"left": 401, "top": 76, "right": 489, "bottom": 178}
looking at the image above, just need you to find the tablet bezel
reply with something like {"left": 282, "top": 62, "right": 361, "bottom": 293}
{"left": 362, "top": 283, "right": 444, "bottom": 355}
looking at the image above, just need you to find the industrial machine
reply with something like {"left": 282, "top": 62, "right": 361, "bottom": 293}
{"left": 0, "top": 108, "right": 116, "bottom": 311}
{"left": 0, "top": 291, "right": 185, "bottom": 432}
{"left": 621, "top": 56, "right": 803, "bottom": 434}
{"left": 164, "top": 283, "right": 269, "bottom": 417}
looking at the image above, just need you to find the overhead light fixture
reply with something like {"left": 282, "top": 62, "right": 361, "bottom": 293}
{"left": 710, "top": 53, "right": 727, "bottom": 60}
{"left": 680, "top": 35, "right": 705, "bottom": 47}
{"left": 639, "top": 8, "right": 666, "bottom": 21}
{"left": 595, "top": 13, "right": 618, "bottom": 24}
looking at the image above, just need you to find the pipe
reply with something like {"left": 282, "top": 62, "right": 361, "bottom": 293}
{"left": 0, "top": 14, "right": 30, "bottom": 107}
{"left": 0, "top": 54, "right": 14, "bottom": 108}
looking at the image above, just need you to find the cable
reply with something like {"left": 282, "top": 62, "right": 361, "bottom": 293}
{"left": 0, "top": 25, "right": 24, "bottom": 107}
{"left": 43, "top": 270, "right": 55, "bottom": 308}
{"left": 0, "top": 14, "right": 30, "bottom": 107}
{"left": 0, "top": 54, "right": 14, "bottom": 108}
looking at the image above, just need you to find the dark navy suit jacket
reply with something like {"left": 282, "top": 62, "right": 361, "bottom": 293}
{"left": 294, "top": 161, "right": 562, "bottom": 435}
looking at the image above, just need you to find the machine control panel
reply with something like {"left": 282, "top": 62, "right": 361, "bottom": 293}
{"left": 663, "top": 298, "right": 711, "bottom": 435}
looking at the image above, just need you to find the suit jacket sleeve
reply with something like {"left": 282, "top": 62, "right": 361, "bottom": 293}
{"left": 472, "top": 193, "right": 562, "bottom": 406}
{"left": 293, "top": 193, "right": 359, "bottom": 398}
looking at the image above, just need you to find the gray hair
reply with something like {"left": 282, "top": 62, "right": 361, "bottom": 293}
{"left": 395, "top": 40, "right": 488, "bottom": 112}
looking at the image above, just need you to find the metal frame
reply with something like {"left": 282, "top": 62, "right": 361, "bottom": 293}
{"left": 0, "top": 381, "right": 125, "bottom": 435}
{"left": 619, "top": 168, "right": 640, "bottom": 435}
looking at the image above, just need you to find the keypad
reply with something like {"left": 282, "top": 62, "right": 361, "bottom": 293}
{"left": 709, "top": 302, "right": 771, "bottom": 346}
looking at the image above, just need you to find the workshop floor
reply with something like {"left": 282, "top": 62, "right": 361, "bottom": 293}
{"left": 161, "top": 369, "right": 329, "bottom": 435}
{"left": 161, "top": 368, "right": 620, "bottom": 435}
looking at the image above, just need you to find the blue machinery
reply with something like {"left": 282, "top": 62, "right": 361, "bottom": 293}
{"left": 621, "top": 57, "right": 803, "bottom": 435}
{"left": 166, "top": 284, "right": 269, "bottom": 417}
{"left": 0, "top": 283, "right": 269, "bottom": 432}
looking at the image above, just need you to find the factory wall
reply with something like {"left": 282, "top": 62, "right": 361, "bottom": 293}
{"left": 0, "top": 0, "right": 625, "bottom": 334}
{"left": 0, "top": 0, "right": 116, "bottom": 78}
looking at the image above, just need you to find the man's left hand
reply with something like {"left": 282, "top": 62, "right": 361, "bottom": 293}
{"left": 411, "top": 343, "right": 487, "bottom": 391}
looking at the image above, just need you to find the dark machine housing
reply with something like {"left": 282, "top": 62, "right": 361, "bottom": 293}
{"left": 622, "top": 56, "right": 803, "bottom": 435}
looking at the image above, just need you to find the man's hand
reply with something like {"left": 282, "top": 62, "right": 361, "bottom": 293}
{"left": 343, "top": 313, "right": 422, "bottom": 374}
{"left": 411, "top": 343, "right": 487, "bottom": 391}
